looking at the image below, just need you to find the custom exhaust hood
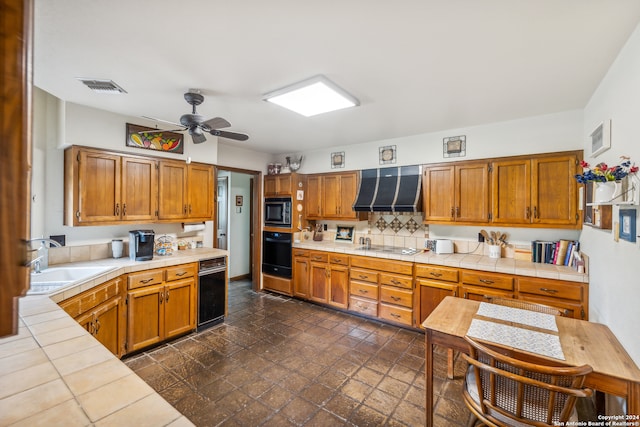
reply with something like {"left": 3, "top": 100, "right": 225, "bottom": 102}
{"left": 352, "top": 165, "right": 422, "bottom": 212}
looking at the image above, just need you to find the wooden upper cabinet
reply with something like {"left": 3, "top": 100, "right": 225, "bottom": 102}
{"left": 306, "top": 175, "right": 322, "bottom": 219}
{"left": 491, "top": 158, "right": 531, "bottom": 225}
{"left": 264, "top": 173, "right": 294, "bottom": 197}
{"left": 158, "top": 160, "right": 188, "bottom": 220}
{"left": 491, "top": 152, "right": 581, "bottom": 228}
{"left": 76, "top": 149, "right": 121, "bottom": 223}
{"left": 121, "top": 156, "right": 157, "bottom": 222}
{"left": 158, "top": 160, "right": 214, "bottom": 221}
{"left": 187, "top": 163, "right": 214, "bottom": 220}
{"left": 531, "top": 154, "right": 579, "bottom": 227}
{"left": 423, "top": 161, "right": 489, "bottom": 224}
{"left": 306, "top": 171, "right": 358, "bottom": 220}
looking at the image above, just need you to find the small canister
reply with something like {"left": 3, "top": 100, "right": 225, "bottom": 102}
{"left": 112, "top": 239, "right": 123, "bottom": 258}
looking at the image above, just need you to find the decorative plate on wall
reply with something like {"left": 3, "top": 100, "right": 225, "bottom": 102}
{"left": 379, "top": 145, "right": 396, "bottom": 164}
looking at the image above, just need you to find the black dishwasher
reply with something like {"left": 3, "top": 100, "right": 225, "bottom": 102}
{"left": 197, "top": 257, "right": 226, "bottom": 331}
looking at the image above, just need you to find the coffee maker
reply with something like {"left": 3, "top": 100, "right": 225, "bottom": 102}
{"left": 129, "top": 230, "right": 155, "bottom": 261}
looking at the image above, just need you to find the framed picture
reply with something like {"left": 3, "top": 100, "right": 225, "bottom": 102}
{"left": 619, "top": 208, "right": 636, "bottom": 242}
{"left": 590, "top": 120, "right": 611, "bottom": 158}
{"left": 443, "top": 135, "right": 466, "bottom": 158}
{"left": 379, "top": 145, "right": 396, "bottom": 164}
{"left": 331, "top": 151, "right": 345, "bottom": 168}
{"left": 235, "top": 195, "right": 243, "bottom": 207}
{"left": 126, "top": 123, "right": 184, "bottom": 154}
{"left": 335, "top": 225, "right": 355, "bottom": 243}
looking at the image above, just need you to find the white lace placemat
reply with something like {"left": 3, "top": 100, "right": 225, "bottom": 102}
{"left": 477, "top": 302, "right": 558, "bottom": 332}
{"left": 467, "top": 318, "right": 565, "bottom": 360}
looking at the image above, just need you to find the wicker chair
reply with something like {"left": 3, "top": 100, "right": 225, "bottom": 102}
{"left": 462, "top": 335, "right": 593, "bottom": 427}
{"left": 483, "top": 296, "right": 569, "bottom": 317}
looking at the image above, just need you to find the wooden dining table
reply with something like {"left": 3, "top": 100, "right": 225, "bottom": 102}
{"left": 423, "top": 296, "right": 640, "bottom": 427}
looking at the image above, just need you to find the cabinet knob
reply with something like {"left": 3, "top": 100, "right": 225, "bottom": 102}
{"left": 122, "top": 203, "right": 127, "bottom": 216}
{"left": 479, "top": 279, "right": 494, "bottom": 285}
{"left": 539, "top": 287, "right": 558, "bottom": 294}
{"left": 165, "top": 290, "right": 170, "bottom": 302}
{"left": 429, "top": 272, "right": 442, "bottom": 278}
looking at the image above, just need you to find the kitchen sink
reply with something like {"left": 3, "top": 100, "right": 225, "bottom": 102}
{"left": 29, "top": 266, "right": 117, "bottom": 295}
{"left": 354, "top": 245, "right": 419, "bottom": 255}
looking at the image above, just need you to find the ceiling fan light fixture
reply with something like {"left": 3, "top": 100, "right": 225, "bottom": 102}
{"left": 263, "top": 75, "right": 359, "bottom": 117}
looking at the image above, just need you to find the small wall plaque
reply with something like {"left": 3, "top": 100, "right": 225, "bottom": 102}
{"left": 443, "top": 135, "right": 466, "bottom": 158}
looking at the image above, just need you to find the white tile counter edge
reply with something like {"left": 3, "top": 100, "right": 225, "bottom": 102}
{"left": 293, "top": 241, "right": 588, "bottom": 283}
{"left": 0, "top": 248, "right": 227, "bottom": 426}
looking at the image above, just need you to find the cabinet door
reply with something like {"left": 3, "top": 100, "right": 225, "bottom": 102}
{"left": 416, "top": 279, "right": 457, "bottom": 328}
{"left": 188, "top": 163, "right": 214, "bottom": 220}
{"left": 158, "top": 160, "right": 188, "bottom": 220}
{"left": 328, "top": 265, "right": 349, "bottom": 309}
{"left": 306, "top": 175, "right": 322, "bottom": 219}
{"left": 77, "top": 150, "right": 121, "bottom": 223}
{"left": 276, "top": 175, "right": 292, "bottom": 195}
{"left": 532, "top": 154, "right": 579, "bottom": 226}
{"left": 338, "top": 172, "right": 358, "bottom": 219}
{"left": 322, "top": 174, "right": 341, "bottom": 218}
{"left": 309, "top": 262, "right": 329, "bottom": 303}
{"left": 293, "top": 256, "right": 309, "bottom": 299}
{"left": 127, "top": 285, "right": 164, "bottom": 352}
{"left": 423, "top": 166, "right": 455, "bottom": 222}
{"left": 264, "top": 176, "right": 278, "bottom": 197}
{"left": 455, "top": 163, "right": 489, "bottom": 223}
{"left": 491, "top": 159, "right": 531, "bottom": 224}
{"left": 122, "top": 156, "right": 157, "bottom": 222}
{"left": 164, "top": 278, "right": 196, "bottom": 338}
{"left": 93, "top": 297, "right": 125, "bottom": 358}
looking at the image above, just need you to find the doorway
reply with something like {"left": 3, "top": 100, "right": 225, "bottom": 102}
{"left": 215, "top": 167, "right": 261, "bottom": 292}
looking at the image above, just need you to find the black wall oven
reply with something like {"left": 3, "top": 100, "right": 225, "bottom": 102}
{"left": 264, "top": 197, "right": 292, "bottom": 228}
{"left": 262, "top": 231, "right": 292, "bottom": 278}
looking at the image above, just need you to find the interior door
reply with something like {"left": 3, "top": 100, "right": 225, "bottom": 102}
{"left": 217, "top": 176, "right": 228, "bottom": 249}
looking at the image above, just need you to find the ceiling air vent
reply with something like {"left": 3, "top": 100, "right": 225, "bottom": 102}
{"left": 77, "top": 78, "right": 127, "bottom": 94}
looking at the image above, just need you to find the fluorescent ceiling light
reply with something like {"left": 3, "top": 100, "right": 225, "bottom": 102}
{"left": 263, "top": 75, "right": 359, "bottom": 117}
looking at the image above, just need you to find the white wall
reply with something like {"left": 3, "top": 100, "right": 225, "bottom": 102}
{"left": 32, "top": 90, "right": 214, "bottom": 246}
{"left": 227, "top": 172, "right": 252, "bottom": 279}
{"left": 582, "top": 23, "right": 640, "bottom": 365}
{"left": 291, "top": 109, "right": 583, "bottom": 174}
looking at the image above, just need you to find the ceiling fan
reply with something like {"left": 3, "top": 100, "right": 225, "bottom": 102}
{"left": 143, "top": 91, "right": 249, "bottom": 144}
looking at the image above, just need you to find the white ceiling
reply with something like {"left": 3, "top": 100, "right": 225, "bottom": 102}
{"left": 34, "top": 1, "right": 640, "bottom": 155}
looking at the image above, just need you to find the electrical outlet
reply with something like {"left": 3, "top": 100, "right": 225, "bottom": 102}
{"left": 323, "top": 224, "right": 328, "bottom": 231}
{"left": 478, "top": 232, "right": 484, "bottom": 243}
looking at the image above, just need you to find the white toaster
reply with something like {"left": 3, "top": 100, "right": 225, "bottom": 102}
{"left": 435, "top": 239, "right": 454, "bottom": 254}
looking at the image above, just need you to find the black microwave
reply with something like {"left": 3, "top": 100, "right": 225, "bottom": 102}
{"left": 265, "top": 197, "right": 292, "bottom": 227}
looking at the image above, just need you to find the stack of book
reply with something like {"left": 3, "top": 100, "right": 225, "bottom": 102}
{"left": 530, "top": 239, "right": 580, "bottom": 266}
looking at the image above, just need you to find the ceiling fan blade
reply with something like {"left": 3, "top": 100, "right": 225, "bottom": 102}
{"left": 192, "top": 132, "right": 207, "bottom": 144}
{"left": 201, "top": 117, "right": 231, "bottom": 131}
{"left": 142, "top": 115, "right": 184, "bottom": 128}
{"left": 137, "top": 128, "right": 184, "bottom": 134}
{"left": 210, "top": 129, "right": 249, "bottom": 141}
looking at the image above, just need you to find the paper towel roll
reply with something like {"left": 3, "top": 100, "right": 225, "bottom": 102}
{"left": 182, "top": 222, "right": 205, "bottom": 232}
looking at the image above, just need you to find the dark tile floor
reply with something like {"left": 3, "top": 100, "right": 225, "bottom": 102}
{"left": 124, "top": 280, "right": 473, "bottom": 426}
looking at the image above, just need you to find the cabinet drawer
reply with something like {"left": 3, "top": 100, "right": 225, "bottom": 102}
{"left": 329, "top": 254, "right": 349, "bottom": 265}
{"left": 60, "top": 278, "right": 121, "bottom": 318}
{"left": 461, "top": 271, "right": 513, "bottom": 291}
{"left": 293, "top": 249, "right": 309, "bottom": 257}
{"left": 350, "top": 281, "right": 379, "bottom": 299}
{"left": 349, "top": 296, "right": 378, "bottom": 317}
{"left": 350, "top": 256, "right": 413, "bottom": 275}
{"left": 518, "top": 278, "right": 583, "bottom": 302}
{"left": 350, "top": 268, "right": 378, "bottom": 284}
{"left": 380, "top": 273, "right": 413, "bottom": 289}
{"left": 128, "top": 269, "right": 164, "bottom": 289}
{"left": 379, "top": 303, "right": 413, "bottom": 326}
{"left": 415, "top": 264, "right": 458, "bottom": 283}
{"left": 380, "top": 285, "right": 413, "bottom": 308}
{"left": 309, "top": 252, "right": 329, "bottom": 263}
{"left": 166, "top": 264, "right": 196, "bottom": 282}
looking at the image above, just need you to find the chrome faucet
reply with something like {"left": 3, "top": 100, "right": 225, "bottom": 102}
{"left": 26, "top": 237, "right": 63, "bottom": 273}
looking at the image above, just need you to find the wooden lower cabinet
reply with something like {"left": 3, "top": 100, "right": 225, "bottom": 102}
{"left": 127, "top": 264, "right": 196, "bottom": 353}
{"left": 292, "top": 249, "right": 310, "bottom": 298}
{"left": 263, "top": 273, "right": 293, "bottom": 295}
{"left": 308, "top": 251, "right": 349, "bottom": 308}
{"left": 59, "top": 276, "right": 126, "bottom": 357}
{"left": 517, "top": 276, "right": 587, "bottom": 320}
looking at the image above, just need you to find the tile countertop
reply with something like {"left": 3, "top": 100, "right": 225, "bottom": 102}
{"left": 0, "top": 248, "right": 227, "bottom": 427}
{"left": 293, "top": 241, "right": 588, "bottom": 283}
